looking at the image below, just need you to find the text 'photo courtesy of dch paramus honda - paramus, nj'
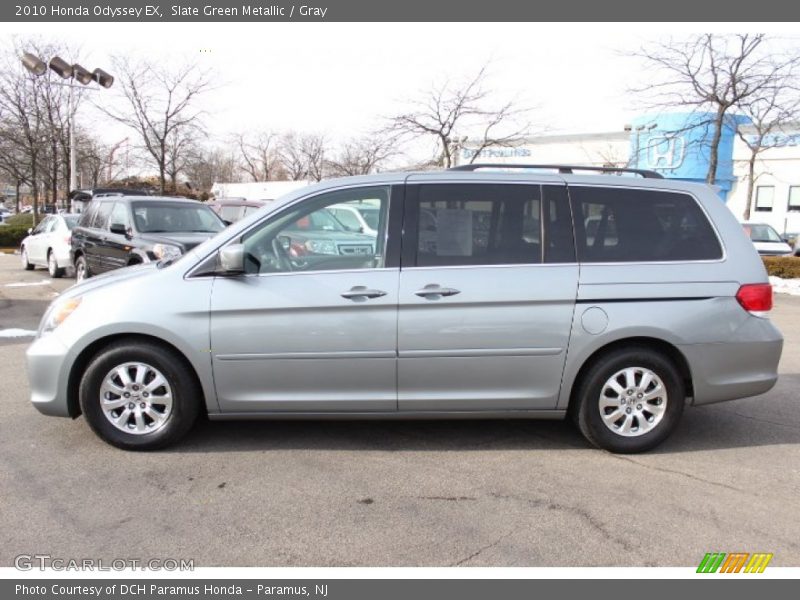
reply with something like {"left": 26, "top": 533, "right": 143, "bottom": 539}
{"left": 26, "top": 164, "right": 783, "bottom": 453}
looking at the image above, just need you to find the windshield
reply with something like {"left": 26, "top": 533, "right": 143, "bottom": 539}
{"left": 744, "top": 224, "right": 783, "bottom": 243}
{"left": 131, "top": 202, "right": 225, "bottom": 234}
{"left": 63, "top": 215, "right": 80, "bottom": 229}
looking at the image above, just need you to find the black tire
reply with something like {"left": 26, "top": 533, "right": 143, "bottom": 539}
{"left": 47, "top": 250, "right": 65, "bottom": 278}
{"left": 571, "top": 346, "right": 685, "bottom": 454}
{"left": 75, "top": 255, "right": 90, "bottom": 282}
{"left": 21, "top": 246, "right": 34, "bottom": 270}
{"left": 79, "top": 340, "right": 201, "bottom": 451}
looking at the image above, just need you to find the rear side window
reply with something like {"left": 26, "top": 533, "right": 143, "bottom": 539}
{"left": 409, "top": 183, "right": 575, "bottom": 267}
{"left": 412, "top": 184, "right": 543, "bottom": 267}
{"left": 570, "top": 187, "right": 722, "bottom": 263}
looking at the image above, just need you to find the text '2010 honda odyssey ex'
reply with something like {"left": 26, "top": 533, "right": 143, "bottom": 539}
{"left": 27, "top": 165, "right": 783, "bottom": 453}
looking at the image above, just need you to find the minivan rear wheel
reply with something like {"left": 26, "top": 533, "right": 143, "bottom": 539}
{"left": 572, "top": 347, "right": 685, "bottom": 453}
{"left": 79, "top": 341, "right": 201, "bottom": 450}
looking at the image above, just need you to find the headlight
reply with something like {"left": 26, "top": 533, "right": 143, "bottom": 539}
{"left": 152, "top": 243, "right": 182, "bottom": 261}
{"left": 304, "top": 240, "right": 337, "bottom": 255}
{"left": 40, "top": 297, "right": 82, "bottom": 336}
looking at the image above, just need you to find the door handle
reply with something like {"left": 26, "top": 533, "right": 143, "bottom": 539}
{"left": 341, "top": 286, "right": 387, "bottom": 300}
{"left": 414, "top": 284, "right": 461, "bottom": 298}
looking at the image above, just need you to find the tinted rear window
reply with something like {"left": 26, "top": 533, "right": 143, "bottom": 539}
{"left": 570, "top": 187, "right": 722, "bottom": 262}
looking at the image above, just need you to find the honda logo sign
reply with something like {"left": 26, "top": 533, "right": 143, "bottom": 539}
{"left": 646, "top": 136, "right": 686, "bottom": 170}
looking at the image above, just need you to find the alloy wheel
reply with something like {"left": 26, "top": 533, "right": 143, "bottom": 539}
{"left": 99, "top": 362, "right": 174, "bottom": 435}
{"left": 598, "top": 367, "right": 668, "bottom": 437}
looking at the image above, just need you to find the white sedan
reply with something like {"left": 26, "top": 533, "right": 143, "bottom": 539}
{"left": 20, "top": 214, "right": 81, "bottom": 278}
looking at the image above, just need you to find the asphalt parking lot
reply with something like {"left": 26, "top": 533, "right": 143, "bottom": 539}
{"left": 1, "top": 252, "right": 799, "bottom": 567}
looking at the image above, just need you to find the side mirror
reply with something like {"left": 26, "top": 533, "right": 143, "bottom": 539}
{"left": 219, "top": 243, "right": 245, "bottom": 273}
{"left": 110, "top": 223, "right": 127, "bottom": 235}
{"left": 27, "top": 228, "right": 32, "bottom": 235}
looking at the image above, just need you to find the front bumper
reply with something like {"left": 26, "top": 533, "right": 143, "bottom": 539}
{"left": 26, "top": 333, "right": 73, "bottom": 417}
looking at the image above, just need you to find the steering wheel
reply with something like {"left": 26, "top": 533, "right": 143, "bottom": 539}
{"left": 270, "top": 237, "right": 309, "bottom": 271}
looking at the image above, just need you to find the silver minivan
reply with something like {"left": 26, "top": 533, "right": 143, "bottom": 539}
{"left": 26, "top": 165, "right": 784, "bottom": 453}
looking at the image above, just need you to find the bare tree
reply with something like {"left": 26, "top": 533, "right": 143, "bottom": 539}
{"left": 385, "top": 65, "right": 530, "bottom": 168}
{"left": 326, "top": 134, "right": 397, "bottom": 177}
{"left": 737, "top": 88, "right": 800, "bottom": 220}
{"left": 184, "top": 145, "right": 241, "bottom": 197}
{"left": 278, "top": 132, "right": 327, "bottom": 181}
{"left": 235, "top": 131, "right": 284, "bottom": 181}
{"left": 632, "top": 34, "right": 800, "bottom": 184}
{"left": 75, "top": 132, "right": 128, "bottom": 189}
{"left": 0, "top": 131, "right": 31, "bottom": 211}
{"left": 0, "top": 43, "right": 49, "bottom": 220}
{"left": 100, "top": 58, "right": 210, "bottom": 194}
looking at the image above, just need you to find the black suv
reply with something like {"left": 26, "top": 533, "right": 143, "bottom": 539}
{"left": 71, "top": 196, "right": 225, "bottom": 282}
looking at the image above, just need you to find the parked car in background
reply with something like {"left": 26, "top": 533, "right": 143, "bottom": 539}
{"left": 20, "top": 214, "right": 81, "bottom": 278}
{"left": 206, "top": 198, "right": 267, "bottom": 223}
{"left": 274, "top": 203, "right": 378, "bottom": 272}
{"left": 71, "top": 196, "right": 226, "bottom": 282}
{"left": 327, "top": 201, "right": 382, "bottom": 236}
{"left": 741, "top": 222, "right": 795, "bottom": 257}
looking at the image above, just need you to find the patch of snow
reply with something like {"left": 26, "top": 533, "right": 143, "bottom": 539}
{"left": 4, "top": 280, "right": 52, "bottom": 288}
{"left": 770, "top": 276, "right": 800, "bottom": 296}
{"left": 0, "top": 328, "right": 37, "bottom": 338}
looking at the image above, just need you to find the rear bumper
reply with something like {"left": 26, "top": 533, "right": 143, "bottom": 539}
{"left": 679, "top": 317, "right": 783, "bottom": 406}
{"left": 26, "top": 333, "right": 73, "bottom": 417}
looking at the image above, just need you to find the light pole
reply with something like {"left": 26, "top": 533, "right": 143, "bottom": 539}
{"left": 20, "top": 53, "right": 114, "bottom": 199}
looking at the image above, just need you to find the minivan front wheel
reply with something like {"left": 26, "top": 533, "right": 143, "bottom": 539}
{"left": 572, "top": 347, "right": 685, "bottom": 453}
{"left": 79, "top": 341, "right": 201, "bottom": 450}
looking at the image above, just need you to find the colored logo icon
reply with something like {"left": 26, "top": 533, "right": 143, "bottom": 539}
{"left": 697, "top": 552, "right": 773, "bottom": 573}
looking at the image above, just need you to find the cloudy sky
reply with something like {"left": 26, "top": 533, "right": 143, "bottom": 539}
{"left": 2, "top": 22, "right": 797, "bottom": 150}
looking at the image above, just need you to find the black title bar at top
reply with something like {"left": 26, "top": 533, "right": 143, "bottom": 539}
{"left": 3, "top": 0, "right": 800, "bottom": 22}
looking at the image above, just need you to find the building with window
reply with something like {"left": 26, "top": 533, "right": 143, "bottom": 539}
{"left": 456, "top": 113, "right": 800, "bottom": 238}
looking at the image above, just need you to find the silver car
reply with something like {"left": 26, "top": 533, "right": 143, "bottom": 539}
{"left": 26, "top": 166, "right": 784, "bottom": 453}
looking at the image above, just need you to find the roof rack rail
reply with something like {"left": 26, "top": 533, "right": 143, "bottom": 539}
{"left": 449, "top": 163, "right": 664, "bottom": 179}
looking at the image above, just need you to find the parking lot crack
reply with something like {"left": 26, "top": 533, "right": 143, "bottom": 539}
{"left": 489, "top": 492, "right": 634, "bottom": 553}
{"left": 450, "top": 531, "right": 513, "bottom": 566}
{"left": 611, "top": 455, "right": 753, "bottom": 495}
{"left": 728, "top": 410, "right": 800, "bottom": 431}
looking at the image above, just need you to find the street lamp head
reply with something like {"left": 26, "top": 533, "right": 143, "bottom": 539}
{"left": 72, "top": 63, "right": 93, "bottom": 85}
{"left": 49, "top": 56, "right": 73, "bottom": 79}
{"left": 92, "top": 68, "right": 114, "bottom": 88}
{"left": 21, "top": 53, "right": 47, "bottom": 76}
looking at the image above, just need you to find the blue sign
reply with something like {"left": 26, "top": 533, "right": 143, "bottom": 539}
{"left": 629, "top": 112, "right": 749, "bottom": 200}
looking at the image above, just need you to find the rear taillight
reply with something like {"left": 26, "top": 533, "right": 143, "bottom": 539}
{"left": 64, "top": 235, "right": 71, "bottom": 245}
{"left": 736, "top": 284, "right": 773, "bottom": 315}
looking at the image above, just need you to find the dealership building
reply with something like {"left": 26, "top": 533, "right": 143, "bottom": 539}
{"left": 457, "top": 112, "right": 800, "bottom": 236}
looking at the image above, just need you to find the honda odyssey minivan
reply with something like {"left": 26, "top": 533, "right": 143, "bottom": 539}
{"left": 27, "top": 165, "right": 783, "bottom": 453}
